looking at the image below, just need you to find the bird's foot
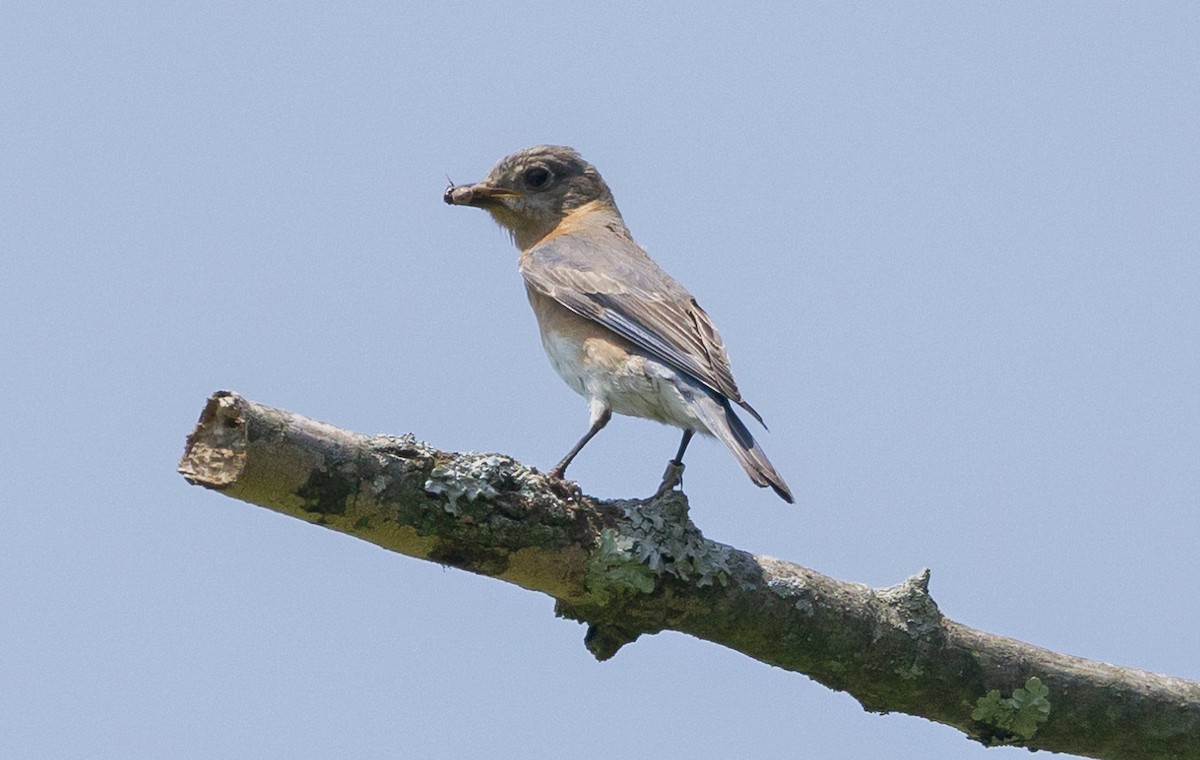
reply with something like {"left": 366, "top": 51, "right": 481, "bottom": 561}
{"left": 542, "top": 463, "right": 580, "bottom": 499}
{"left": 548, "top": 455, "right": 573, "bottom": 480}
{"left": 652, "top": 460, "right": 685, "bottom": 500}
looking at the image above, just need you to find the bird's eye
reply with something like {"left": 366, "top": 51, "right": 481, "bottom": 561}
{"left": 524, "top": 166, "right": 552, "bottom": 190}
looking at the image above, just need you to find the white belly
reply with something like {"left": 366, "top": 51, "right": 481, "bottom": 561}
{"left": 538, "top": 321, "right": 710, "bottom": 433}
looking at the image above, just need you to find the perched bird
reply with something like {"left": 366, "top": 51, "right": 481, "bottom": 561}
{"left": 444, "top": 145, "right": 792, "bottom": 503}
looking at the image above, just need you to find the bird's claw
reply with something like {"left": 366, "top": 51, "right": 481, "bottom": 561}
{"left": 653, "top": 460, "right": 685, "bottom": 499}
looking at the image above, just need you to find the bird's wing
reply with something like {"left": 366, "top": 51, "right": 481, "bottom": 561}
{"left": 520, "top": 228, "right": 764, "bottom": 425}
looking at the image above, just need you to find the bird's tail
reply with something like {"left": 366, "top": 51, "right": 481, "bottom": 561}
{"left": 692, "top": 393, "right": 794, "bottom": 504}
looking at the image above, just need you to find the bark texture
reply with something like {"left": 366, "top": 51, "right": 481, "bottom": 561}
{"left": 178, "top": 391, "right": 1200, "bottom": 760}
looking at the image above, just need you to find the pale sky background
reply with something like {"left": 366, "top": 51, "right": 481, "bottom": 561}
{"left": 3, "top": 3, "right": 1198, "bottom": 758}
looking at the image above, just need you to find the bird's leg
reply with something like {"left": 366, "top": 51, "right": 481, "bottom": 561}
{"left": 654, "top": 429, "right": 694, "bottom": 498}
{"left": 550, "top": 407, "right": 612, "bottom": 479}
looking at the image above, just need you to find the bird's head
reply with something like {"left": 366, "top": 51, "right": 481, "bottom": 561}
{"left": 444, "top": 145, "right": 618, "bottom": 250}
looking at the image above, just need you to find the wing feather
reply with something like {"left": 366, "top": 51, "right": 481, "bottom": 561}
{"left": 520, "top": 228, "right": 764, "bottom": 425}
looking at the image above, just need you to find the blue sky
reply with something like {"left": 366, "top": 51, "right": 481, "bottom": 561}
{"left": 3, "top": 3, "right": 1198, "bottom": 758}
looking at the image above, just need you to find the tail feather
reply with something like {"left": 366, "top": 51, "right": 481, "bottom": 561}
{"left": 692, "top": 393, "right": 794, "bottom": 503}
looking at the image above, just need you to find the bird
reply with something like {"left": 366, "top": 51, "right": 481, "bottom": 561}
{"left": 444, "top": 145, "right": 793, "bottom": 503}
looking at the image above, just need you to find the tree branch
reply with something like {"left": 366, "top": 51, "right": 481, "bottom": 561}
{"left": 178, "top": 391, "right": 1200, "bottom": 760}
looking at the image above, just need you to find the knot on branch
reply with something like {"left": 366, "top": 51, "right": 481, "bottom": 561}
{"left": 558, "top": 491, "right": 740, "bottom": 661}
{"left": 576, "top": 492, "right": 735, "bottom": 607}
{"left": 583, "top": 621, "right": 644, "bottom": 662}
{"left": 615, "top": 493, "right": 735, "bottom": 588}
{"left": 874, "top": 568, "right": 940, "bottom": 639}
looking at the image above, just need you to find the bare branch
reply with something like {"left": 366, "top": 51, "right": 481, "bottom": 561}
{"left": 179, "top": 391, "right": 1200, "bottom": 760}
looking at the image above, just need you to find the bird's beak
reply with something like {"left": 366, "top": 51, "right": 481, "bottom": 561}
{"left": 443, "top": 182, "right": 520, "bottom": 207}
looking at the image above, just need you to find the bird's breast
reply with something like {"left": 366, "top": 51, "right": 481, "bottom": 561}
{"left": 525, "top": 286, "right": 612, "bottom": 396}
